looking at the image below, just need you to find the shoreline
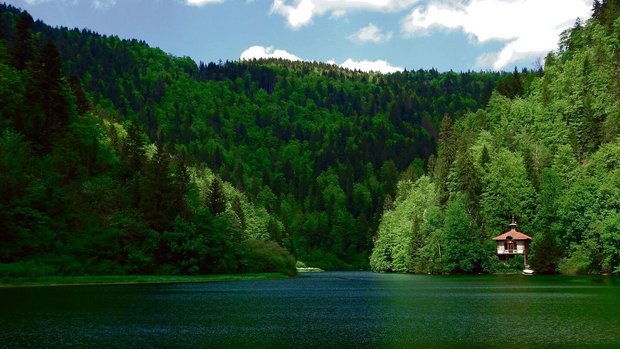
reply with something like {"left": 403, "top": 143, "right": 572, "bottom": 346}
{"left": 0, "top": 273, "right": 291, "bottom": 288}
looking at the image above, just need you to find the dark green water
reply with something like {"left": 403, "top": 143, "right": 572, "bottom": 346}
{"left": 1, "top": 272, "right": 619, "bottom": 348}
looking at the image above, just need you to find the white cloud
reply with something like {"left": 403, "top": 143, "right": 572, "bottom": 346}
{"left": 340, "top": 58, "right": 403, "bottom": 73}
{"left": 271, "top": 0, "right": 420, "bottom": 29}
{"left": 240, "top": 46, "right": 401, "bottom": 74}
{"left": 22, "top": 0, "right": 117, "bottom": 9}
{"left": 330, "top": 9, "right": 347, "bottom": 19}
{"left": 185, "top": 0, "right": 225, "bottom": 6}
{"left": 240, "top": 45, "right": 303, "bottom": 61}
{"left": 402, "top": 0, "right": 591, "bottom": 70}
{"left": 23, "top": 0, "right": 224, "bottom": 7}
{"left": 92, "top": 0, "right": 116, "bottom": 9}
{"left": 349, "top": 23, "right": 393, "bottom": 43}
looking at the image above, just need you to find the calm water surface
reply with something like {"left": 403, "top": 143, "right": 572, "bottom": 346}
{"left": 1, "top": 272, "right": 620, "bottom": 348}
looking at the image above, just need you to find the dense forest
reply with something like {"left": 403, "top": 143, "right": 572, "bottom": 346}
{"left": 371, "top": 0, "right": 620, "bottom": 274}
{"left": 0, "top": 3, "right": 508, "bottom": 276}
{"left": 0, "top": 4, "right": 298, "bottom": 277}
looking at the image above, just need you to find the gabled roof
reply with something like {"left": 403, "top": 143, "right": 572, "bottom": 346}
{"left": 492, "top": 230, "right": 532, "bottom": 241}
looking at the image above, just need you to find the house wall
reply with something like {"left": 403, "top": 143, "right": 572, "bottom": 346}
{"left": 496, "top": 241, "right": 526, "bottom": 255}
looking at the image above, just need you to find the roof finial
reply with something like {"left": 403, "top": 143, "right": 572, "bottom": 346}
{"left": 509, "top": 216, "right": 517, "bottom": 231}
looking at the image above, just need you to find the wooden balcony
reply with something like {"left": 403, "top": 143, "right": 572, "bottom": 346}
{"left": 496, "top": 249, "right": 523, "bottom": 255}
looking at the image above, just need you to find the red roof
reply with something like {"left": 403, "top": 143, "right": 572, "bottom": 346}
{"left": 492, "top": 229, "right": 532, "bottom": 241}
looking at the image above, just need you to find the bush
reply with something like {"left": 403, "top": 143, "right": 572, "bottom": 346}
{"left": 558, "top": 246, "right": 593, "bottom": 275}
{"left": 303, "top": 249, "right": 352, "bottom": 270}
{"left": 0, "top": 260, "right": 57, "bottom": 279}
{"left": 240, "top": 239, "right": 297, "bottom": 276}
{"left": 488, "top": 255, "right": 526, "bottom": 273}
{"left": 506, "top": 255, "right": 525, "bottom": 270}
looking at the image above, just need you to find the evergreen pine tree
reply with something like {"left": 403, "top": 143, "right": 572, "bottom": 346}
{"left": 34, "top": 40, "right": 69, "bottom": 143}
{"left": 140, "top": 143, "right": 174, "bottom": 232}
{"left": 9, "top": 12, "right": 33, "bottom": 70}
{"left": 172, "top": 151, "right": 190, "bottom": 219}
{"left": 123, "top": 123, "right": 145, "bottom": 177}
{"left": 208, "top": 177, "right": 227, "bottom": 216}
{"left": 69, "top": 76, "right": 90, "bottom": 115}
{"left": 0, "top": 7, "right": 5, "bottom": 41}
{"left": 231, "top": 196, "right": 246, "bottom": 229}
{"left": 592, "top": 0, "right": 602, "bottom": 19}
{"left": 480, "top": 145, "right": 490, "bottom": 168}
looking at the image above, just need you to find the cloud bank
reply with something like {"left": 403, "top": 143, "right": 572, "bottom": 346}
{"left": 240, "top": 46, "right": 303, "bottom": 61}
{"left": 348, "top": 23, "right": 393, "bottom": 43}
{"left": 271, "top": 0, "right": 420, "bottom": 29}
{"left": 402, "top": 0, "right": 591, "bottom": 70}
{"left": 339, "top": 58, "right": 403, "bottom": 73}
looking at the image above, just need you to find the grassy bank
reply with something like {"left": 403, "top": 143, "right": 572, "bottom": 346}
{"left": 0, "top": 273, "right": 290, "bottom": 288}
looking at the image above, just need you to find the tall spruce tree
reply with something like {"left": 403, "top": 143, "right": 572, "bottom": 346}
{"left": 9, "top": 12, "right": 33, "bottom": 70}
{"left": 33, "top": 40, "right": 69, "bottom": 144}
{"left": 208, "top": 177, "right": 227, "bottom": 216}
{"left": 140, "top": 143, "right": 174, "bottom": 232}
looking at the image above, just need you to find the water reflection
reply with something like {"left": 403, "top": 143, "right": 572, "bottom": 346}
{"left": 1, "top": 273, "right": 619, "bottom": 348}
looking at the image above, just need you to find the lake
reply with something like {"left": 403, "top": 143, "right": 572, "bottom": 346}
{"left": 1, "top": 272, "right": 620, "bottom": 348}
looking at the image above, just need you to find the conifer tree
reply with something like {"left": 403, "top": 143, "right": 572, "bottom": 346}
{"left": 231, "top": 196, "right": 246, "bottom": 229}
{"left": 208, "top": 177, "right": 227, "bottom": 216}
{"left": 9, "top": 12, "right": 33, "bottom": 70}
{"left": 480, "top": 145, "right": 490, "bottom": 168}
{"left": 140, "top": 143, "right": 174, "bottom": 232}
{"left": 123, "top": 123, "right": 145, "bottom": 177}
{"left": 592, "top": 0, "right": 602, "bottom": 19}
{"left": 0, "top": 8, "right": 5, "bottom": 41}
{"left": 172, "top": 152, "right": 190, "bottom": 219}
{"left": 34, "top": 40, "right": 69, "bottom": 141}
{"left": 434, "top": 115, "right": 456, "bottom": 204}
{"left": 69, "top": 76, "right": 90, "bottom": 115}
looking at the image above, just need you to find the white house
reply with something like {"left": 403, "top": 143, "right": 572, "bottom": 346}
{"left": 492, "top": 219, "right": 532, "bottom": 264}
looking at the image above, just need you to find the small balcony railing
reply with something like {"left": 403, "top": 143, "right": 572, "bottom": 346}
{"left": 498, "top": 249, "right": 521, "bottom": 254}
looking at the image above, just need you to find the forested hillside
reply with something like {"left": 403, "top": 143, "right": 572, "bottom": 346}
{"left": 371, "top": 0, "right": 620, "bottom": 274}
{"left": 0, "top": 5, "right": 296, "bottom": 277}
{"left": 0, "top": 3, "right": 505, "bottom": 272}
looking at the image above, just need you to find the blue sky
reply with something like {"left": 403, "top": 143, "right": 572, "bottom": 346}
{"left": 8, "top": 0, "right": 592, "bottom": 73}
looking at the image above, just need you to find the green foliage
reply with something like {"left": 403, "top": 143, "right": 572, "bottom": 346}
{"left": 370, "top": 176, "right": 440, "bottom": 272}
{"left": 509, "top": 255, "right": 525, "bottom": 269}
{"left": 371, "top": 3, "right": 620, "bottom": 274}
{"left": 0, "top": 3, "right": 505, "bottom": 267}
{"left": 4, "top": 2, "right": 620, "bottom": 276}
{"left": 529, "top": 230, "right": 563, "bottom": 273}
{"left": 558, "top": 245, "right": 594, "bottom": 275}
{"left": 0, "top": 260, "right": 57, "bottom": 279}
{"left": 495, "top": 68, "right": 526, "bottom": 99}
{"left": 596, "top": 215, "right": 620, "bottom": 273}
{"left": 207, "top": 177, "right": 227, "bottom": 216}
{"left": 240, "top": 239, "right": 297, "bottom": 276}
{"left": 442, "top": 194, "right": 487, "bottom": 273}
{"left": 480, "top": 149, "right": 535, "bottom": 236}
{"left": 8, "top": 11, "right": 33, "bottom": 70}
{"left": 0, "top": 10, "right": 294, "bottom": 276}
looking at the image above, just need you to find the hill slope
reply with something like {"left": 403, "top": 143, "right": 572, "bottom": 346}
{"left": 0, "top": 4, "right": 506, "bottom": 271}
{"left": 371, "top": 0, "right": 620, "bottom": 274}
